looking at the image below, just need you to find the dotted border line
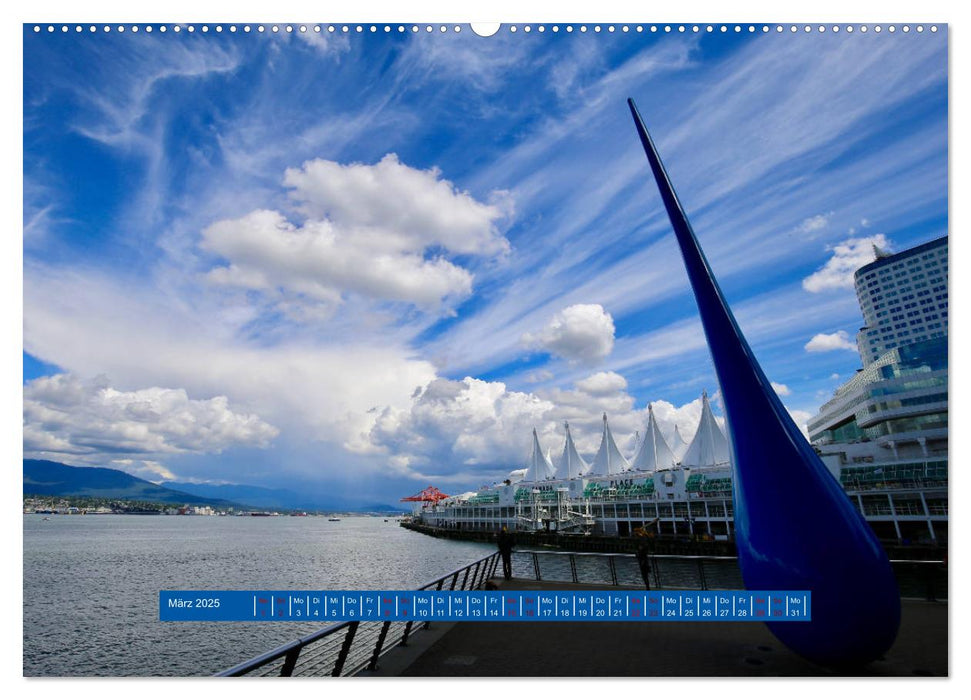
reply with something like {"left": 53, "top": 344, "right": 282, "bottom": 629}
{"left": 30, "top": 24, "right": 940, "bottom": 35}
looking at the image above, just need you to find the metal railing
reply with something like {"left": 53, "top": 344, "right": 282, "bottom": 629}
{"left": 215, "top": 551, "right": 501, "bottom": 677}
{"left": 511, "top": 549, "right": 743, "bottom": 590}
{"left": 509, "top": 549, "right": 948, "bottom": 600}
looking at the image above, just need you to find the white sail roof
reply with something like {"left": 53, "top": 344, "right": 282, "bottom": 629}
{"left": 586, "top": 413, "right": 631, "bottom": 476}
{"left": 671, "top": 424, "right": 689, "bottom": 463}
{"left": 680, "top": 391, "right": 731, "bottom": 468}
{"left": 631, "top": 404, "right": 676, "bottom": 472}
{"left": 523, "top": 428, "right": 555, "bottom": 482}
{"left": 555, "top": 422, "right": 588, "bottom": 480}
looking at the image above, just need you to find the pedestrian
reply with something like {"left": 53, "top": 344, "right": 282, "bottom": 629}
{"left": 497, "top": 526, "right": 515, "bottom": 580}
{"left": 635, "top": 537, "right": 652, "bottom": 590}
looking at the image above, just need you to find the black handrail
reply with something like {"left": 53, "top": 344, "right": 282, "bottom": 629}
{"left": 215, "top": 551, "right": 501, "bottom": 677}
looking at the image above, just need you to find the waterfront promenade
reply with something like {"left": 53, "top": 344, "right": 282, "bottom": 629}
{"left": 363, "top": 578, "right": 947, "bottom": 677}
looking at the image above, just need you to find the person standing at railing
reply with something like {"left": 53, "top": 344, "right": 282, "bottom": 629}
{"left": 635, "top": 537, "right": 653, "bottom": 590}
{"left": 497, "top": 526, "right": 515, "bottom": 580}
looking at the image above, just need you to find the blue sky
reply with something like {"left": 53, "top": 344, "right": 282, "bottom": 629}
{"left": 22, "top": 24, "right": 948, "bottom": 504}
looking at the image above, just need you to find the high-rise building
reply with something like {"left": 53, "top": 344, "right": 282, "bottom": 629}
{"left": 854, "top": 236, "right": 948, "bottom": 366}
{"left": 808, "top": 235, "right": 948, "bottom": 544}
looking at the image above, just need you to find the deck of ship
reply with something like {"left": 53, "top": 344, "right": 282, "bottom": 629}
{"left": 360, "top": 578, "right": 948, "bottom": 677}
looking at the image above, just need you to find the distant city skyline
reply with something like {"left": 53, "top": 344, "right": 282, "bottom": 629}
{"left": 22, "top": 24, "right": 948, "bottom": 503}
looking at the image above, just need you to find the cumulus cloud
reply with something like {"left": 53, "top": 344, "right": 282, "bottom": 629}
{"left": 202, "top": 154, "right": 510, "bottom": 312}
{"left": 786, "top": 409, "right": 814, "bottom": 440}
{"left": 23, "top": 374, "right": 279, "bottom": 464}
{"left": 364, "top": 367, "right": 725, "bottom": 482}
{"left": 368, "top": 377, "right": 556, "bottom": 479}
{"left": 771, "top": 382, "right": 791, "bottom": 396}
{"left": 802, "top": 234, "right": 891, "bottom": 292}
{"left": 805, "top": 331, "right": 858, "bottom": 353}
{"left": 522, "top": 303, "right": 616, "bottom": 364}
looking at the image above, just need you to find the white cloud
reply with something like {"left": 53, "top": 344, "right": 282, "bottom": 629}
{"left": 802, "top": 234, "right": 891, "bottom": 292}
{"left": 804, "top": 331, "right": 858, "bottom": 353}
{"left": 365, "top": 368, "right": 724, "bottom": 480}
{"left": 522, "top": 304, "right": 616, "bottom": 364}
{"left": 575, "top": 371, "right": 628, "bottom": 396}
{"left": 23, "top": 374, "right": 279, "bottom": 464}
{"left": 368, "top": 377, "right": 556, "bottom": 478}
{"left": 109, "top": 459, "right": 178, "bottom": 482}
{"left": 787, "top": 409, "right": 814, "bottom": 440}
{"left": 203, "top": 209, "right": 474, "bottom": 309}
{"left": 23, "top": 262, "right": 443, "bottom": 473}
{"left": 202, "top": 154, "right": 510, "bottom": 312}
{"left": 771, "top": 382, "right": 791, "bottom": 396}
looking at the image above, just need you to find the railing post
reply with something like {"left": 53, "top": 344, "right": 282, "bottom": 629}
{"left": 570, "top": 553, "right": 578, "bottom": 583}
{"left": 460, "top": 565, "right": 471, "bottom": 590}
{"left": 279, "top": 646, "right": 301, "bottom": 677}
{"left": 400, "top": 620, "right": 415, "bottom": 647}
{"left": 470, "top": 561, "right": 482, "bottom": 589}
{"left": 608, "top": 556, "right": 618, "bottom": 586}
{"left": 426, "top": 580, "right": 445, "bottom": 629}
{"left": 697, "top": 559, "right": 708, "bottom": 590}
{"left": 367, "top": 621, "right": 392, "bottom": 671}
{"left": 449, "top": 571, "right": 459, "bottom": 590}
{"left": 331, "top": 621, "right": 359, "bottom": 677}
{"left": 532, "top": 552, "right": 542, "bottom": 581}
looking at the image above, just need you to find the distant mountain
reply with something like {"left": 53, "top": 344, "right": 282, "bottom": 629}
{"left": 23, "top": 460, "right": 239, "bottom": 508}
{"left": 165, "top": 482, "right": 404, "bottom": 513}
{"left": 164, "top": 482, "right": 320, "bottom": 511}
{"left": 24, "top": 459, "right": 405, "bottom": 513}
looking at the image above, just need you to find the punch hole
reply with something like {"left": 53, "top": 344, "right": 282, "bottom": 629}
{"left": 678, "top": 25, "right": 685, "bottom": 33}
{"left": 160, "top": 26, "right": 167, "bottom": 32}
{"left": 931, "top": 25, "right": 937, "bottom": 32}
{"left": 566, "top": 26, "right": 573, "bottom": 33}
{"left": 524, "top": 26, "right": 531, "bottom": 33}
{"left": 216, "top": 26, "right": 223, "bottom": 32}
{"left": 470, "top": 23, "right": 500, "bottom": 37}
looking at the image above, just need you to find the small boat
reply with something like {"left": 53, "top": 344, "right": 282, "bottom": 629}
{"left": 328, "top": 517, "right": 341, "bottom": 522}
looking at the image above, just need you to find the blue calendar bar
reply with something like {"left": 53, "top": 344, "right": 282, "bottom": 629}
{"left": 160, "top": 590, "right": 811, "bottom": 622}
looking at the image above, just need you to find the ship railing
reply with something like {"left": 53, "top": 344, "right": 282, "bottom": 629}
{"left": 215, "top": 551, "right": 502, "bottom": 678}
{"left": 510, "top": 550, "right": 947, "bottom": 600}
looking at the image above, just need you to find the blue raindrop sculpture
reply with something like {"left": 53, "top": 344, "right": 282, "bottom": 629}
{"left": 627, "top": 98, "right": 899, "bottom": 667}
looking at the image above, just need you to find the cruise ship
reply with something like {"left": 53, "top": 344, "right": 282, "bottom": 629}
{"left": 412, "top": 237, "right": 949, "bottom": 548}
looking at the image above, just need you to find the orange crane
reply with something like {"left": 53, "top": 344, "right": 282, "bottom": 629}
{"left": 400, "top": 486, "right": 449, "bottom": 503}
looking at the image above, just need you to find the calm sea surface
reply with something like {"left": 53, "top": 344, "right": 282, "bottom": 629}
{"left": 23, "top": 514, "right": 492, "bottom": 677}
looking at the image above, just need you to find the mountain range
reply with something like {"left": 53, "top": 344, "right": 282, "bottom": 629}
{"left": 23, "top": 459, "right": 403, "bottom": 512}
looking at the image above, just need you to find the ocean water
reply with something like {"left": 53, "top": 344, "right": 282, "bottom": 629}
{"left": 23, "top": 514, "right": 492, "bottom": 677}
